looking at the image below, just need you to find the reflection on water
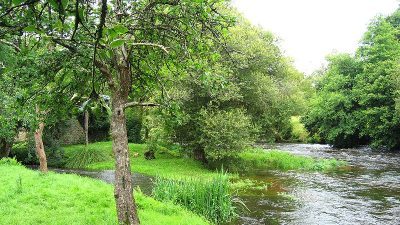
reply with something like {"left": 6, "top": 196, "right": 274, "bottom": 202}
{"left": 232, "top": 144, "right": 400, "bottom": 225}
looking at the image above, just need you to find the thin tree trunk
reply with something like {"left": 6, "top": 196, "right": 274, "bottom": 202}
{"left": 111, "top": 94, "right": 140, "bottom": 225}
{"left": 0, "top": 139, "right": 12, "bottom": 158}
{"left": 35, "top": 106, "right": 48, "bottom": 173}
{"left": 34, "top": 122, "right": 47, "bottom": 173}
{"left": 84, "top": 110, "right": 89, "bottom": 147}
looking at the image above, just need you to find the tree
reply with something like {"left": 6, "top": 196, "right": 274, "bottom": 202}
{"left": 162, "top": 16, "right": 310, "bottom": 161}
{"left": 0, "top": 44, "right": 19, "bottom": 158}
{"left": 303, "top": 54, "right": 364, "bottom": 147}
{"left": 304, "top": 9, "right": 400, "bottom": 149}
{"left": 0, "top": 1, "right": 232, "bottom": 223}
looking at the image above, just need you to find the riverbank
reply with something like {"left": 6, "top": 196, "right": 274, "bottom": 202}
{"left": 60, "top": 142, "right": 345, "bottom": 178}
{"left": 0, "top": 158, "right": 209, "bottom": 225}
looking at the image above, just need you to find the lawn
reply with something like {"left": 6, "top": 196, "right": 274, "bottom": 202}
{"left": 0, "top": 159, "right": 209, "bottom": 225}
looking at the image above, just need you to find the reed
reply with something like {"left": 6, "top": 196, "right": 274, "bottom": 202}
{"left": 152, "top": 172, "right": 236, "bottom": 224}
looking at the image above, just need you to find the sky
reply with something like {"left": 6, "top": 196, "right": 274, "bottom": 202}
{"left": 231, "top": 0, "right": 399, "bottom": 75}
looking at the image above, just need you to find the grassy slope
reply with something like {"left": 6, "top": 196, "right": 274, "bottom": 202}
{"left": 62, "top": 142, "right": 218, "bottom": 180}
{"left": 0, "top": 163, "right": 209, "bottom": 225}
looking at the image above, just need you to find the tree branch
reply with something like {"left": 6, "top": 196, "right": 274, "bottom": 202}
{"left": 0, "top": 0, "right": 39, "bottom": 19}
{"left": 124, "top": 102, "right": 160, "bottom": 108}
{"left": 130, "top": 42, "right": 169, "bottom": 54}
{"left": 0, "top": 39, "right": 21, "bottom": 52}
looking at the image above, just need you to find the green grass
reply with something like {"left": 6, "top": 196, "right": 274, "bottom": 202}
{"left": 62, "top": 142, "right": 219, "bottom": 180}
{"left": 0, "top": 159, "right": 209, "bottom": 225}
{"left": 238, "top": 148, "right": 346, "bottom": 171}
{"left": 153, "top": 173, "right": 236, "bottom": 224}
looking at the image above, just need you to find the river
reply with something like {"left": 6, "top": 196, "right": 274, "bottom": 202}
{"left": 53, "top": 143, "right": 400, "bottom": 225}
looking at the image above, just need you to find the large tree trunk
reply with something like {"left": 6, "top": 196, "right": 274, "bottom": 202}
{"left": 111, "top": 93, "right": 140, "bottom": 225}
{"left": 0, "top": 139, "right": 13, "bottom": 158}
{"left": 34, "top": 121, "right": 48, "bottom": 173}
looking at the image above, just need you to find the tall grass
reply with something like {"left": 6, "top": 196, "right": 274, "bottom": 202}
{"left": 66, "top": 146, "right": 112, "bottom": 169}
{"left": 153, "top": 172, "right": 236, "bottom": 224}
{"left": 239, "top": 149, "right": 346, "bottom": 171}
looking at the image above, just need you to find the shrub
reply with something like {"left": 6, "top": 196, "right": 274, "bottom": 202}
{"left": 199, "top": 108, "right": 256, "bottom": 161}
{"left": 153, "top": 173, "right": 236, "bottom": 224}
{"left": 0, "top": 157, "right": 21, "bottom": 166}
{"left": 290, "top": 116, "right": 309, "bottom": 142}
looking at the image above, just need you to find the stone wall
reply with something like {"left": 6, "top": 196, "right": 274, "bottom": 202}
{"left": 59, "top": 119, "right": 85, "bottom": 145}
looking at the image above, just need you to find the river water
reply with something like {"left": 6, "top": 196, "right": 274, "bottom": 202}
{"left": 54, "top": 144, "right": 400, "bottom": 225}
{"left": 232, "top": 144, "right": 400, "bottom": 225}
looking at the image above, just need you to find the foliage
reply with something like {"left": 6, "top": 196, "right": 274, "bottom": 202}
{"left": 199, "top": 108, "right": 256, "bottom": 161}
{"left": 0, "top": 164, "right": 210, "bottom": 225}
{"left": 303, "top": 54, "right": 365, "bottom": 147}
{"left": 289, "top": 116, "right": 309, "bottom": 143}
{"left": 153, "top": 173, "right": 236, "bottom": 224}
{"left": 159, "top": 17, "right": 311, "bottom": 162}
{"left": 0, "top": 157, "right": 21, "bottom": 166}
{"left": 126, "top": 108, "right": 144, "bottom": 143}
{"left": 304, "top": 10, "right": 400, "bottom": 149}
{"left": 225, "top": 19, "right": 311, "bottom": 142}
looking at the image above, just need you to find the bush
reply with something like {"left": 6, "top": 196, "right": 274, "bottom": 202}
{"left": 0, "top": 157, "right": 21, "bottom": 166}
{"left": 199, "top": 109, "right": 256, "bottom": 161}
{"left": 290, "top": 116, "right": 309, "bottom": 142}
{"left": 153, "top": 172, "right": 236, "bottom": 224}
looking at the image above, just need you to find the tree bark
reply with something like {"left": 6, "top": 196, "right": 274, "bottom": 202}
{"left": 84, "top": 110, "right": 89, "bottom": 147}
{"left": 111, "top": 93, "right": 140, "bottom": 225}
{"left": 0, "top": 139, "right": 12, "bottom": 158}
{"left": 34, "top": 121, "right": 47, "bottom": 173}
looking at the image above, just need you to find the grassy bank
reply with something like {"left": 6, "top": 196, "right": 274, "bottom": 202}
{"left": 61, "top": 142, "right": 345, "bottom": 176}
{"left": 238, "top": 148, "right": 345, "bottom": 171}
{"left": 0, "top": 159, "right": 209, "bottom": 225}
{"left": 62, "top": 142, "right": 218, "bottom": 180}
{"left": 13, "top": 141, "right": 345, "bottom": 181}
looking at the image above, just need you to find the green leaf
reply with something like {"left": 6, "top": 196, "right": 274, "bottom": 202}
{"left": 78, "top": 8, "right": 85, "bottom": 21}
{"left": 48, "top": 0, "right": 59, "bottom": 9}
{"left": 61, "top": 0, "right": 69, "bottom": 10}
{"left": 12, "top": 0, "right": 24, "bottom": 5}
{"left": 110, "top": 39, "right": 125, "bottom": 48}
{"left": 23, "top": 25, "right": 37, "bottom": 32}
{"left": 113, "top": 25, "right": 129, "bottom": 35}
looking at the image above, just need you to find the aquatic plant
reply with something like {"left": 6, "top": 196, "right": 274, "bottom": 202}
{"left": 153, "top": 172, "right": 236, "bottom": 224}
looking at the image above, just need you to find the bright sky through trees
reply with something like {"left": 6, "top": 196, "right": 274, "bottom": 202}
{"left": 232, "top": 0, "right": 399, "bottom": 74}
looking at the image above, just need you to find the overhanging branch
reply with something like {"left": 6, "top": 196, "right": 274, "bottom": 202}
{"left": 130, "top": 42, "right": 169, "bottom": 54}
{"left": 0, "top": 39, "right": 21, "bottom": 52}
{"left": 124, "top": 102, "right": 160, "bottom": 108}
